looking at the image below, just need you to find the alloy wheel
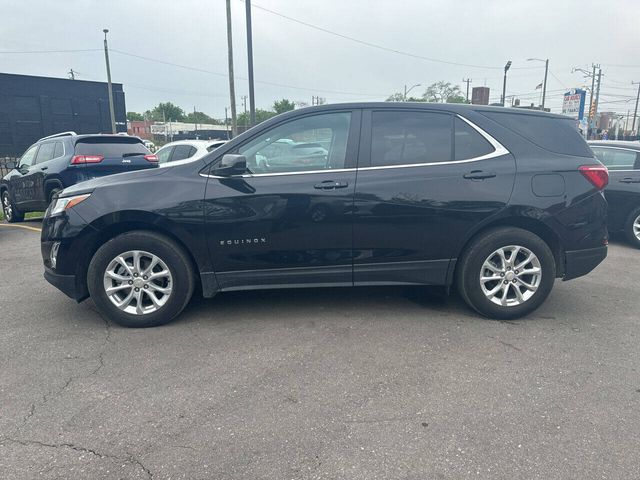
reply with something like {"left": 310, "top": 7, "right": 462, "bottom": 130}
{"left": 103, "top": 250, "right": 173, "bottom": 315}
{"left": 2, "top": 193, "right": 12, "bottom": 221}
{"left": 634, "top": 214, "right": 640, "bottom": 241}
{"left": 479, "top": 245, "right": 542, "bottom": 307}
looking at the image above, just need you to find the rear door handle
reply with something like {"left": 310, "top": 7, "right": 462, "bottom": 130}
{"left": 619, "top": 177, "right": 638, "bottom": 183}
{"left": 314, "top": 180, "right": 349, "bottom": 190}
{"left": 463, "top": 170, "right": 496, "bottom": 180}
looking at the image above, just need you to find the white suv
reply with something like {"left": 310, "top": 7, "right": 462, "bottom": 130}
{"left": 156, "top": 139, "right": 227, "bottom": 167}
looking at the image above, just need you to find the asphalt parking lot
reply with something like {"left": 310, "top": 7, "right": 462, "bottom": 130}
{"left": 0, "top": 220, "right": 639, "bottom": 480}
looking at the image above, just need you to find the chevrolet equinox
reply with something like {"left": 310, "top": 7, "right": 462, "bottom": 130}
{"left": 41, "top": 104, "right": 609, "bottom": 327}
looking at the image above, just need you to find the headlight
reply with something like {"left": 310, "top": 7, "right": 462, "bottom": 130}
{"left": 49, "top": 193, "right": 91, "bottom": 216}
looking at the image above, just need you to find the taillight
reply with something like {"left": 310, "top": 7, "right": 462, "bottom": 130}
{"left": 70, "top": 155, "right": 104, "bottom": 165}
{"left": 144, "top": 154, "right": 158, "bottom": 162}
{"left": 579, "top": 165, "right": 608, "bottom": 190}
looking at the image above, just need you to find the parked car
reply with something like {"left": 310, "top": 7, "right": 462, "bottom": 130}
{"left": 156, "top": 139, "right": 227, "bottom": 167}
{"left": 589, "top": 140, "right": 640, "bottom": 247}
{"left": 1, "top": 132, "right": 157, "bottom": 222}
{"left": 41, "top": 103, "right": 608, "bottom": 328}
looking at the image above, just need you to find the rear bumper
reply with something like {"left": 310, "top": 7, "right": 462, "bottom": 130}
{"left": 44, "top": 268, "right": 88, "bottom": 302}
{"left": 563, "top": 246, "right": 607, "bottom": 281}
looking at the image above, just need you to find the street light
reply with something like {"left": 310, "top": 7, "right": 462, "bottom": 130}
{"left": 501, "top": 61, "right": 512, "bottom": 107}
{"left": 528, "top": 58, "right": 549, "bottom": 110}
{"left": 404, "top": 83, "right": 421, "bottom": 101}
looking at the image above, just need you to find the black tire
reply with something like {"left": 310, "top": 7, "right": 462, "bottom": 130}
{"left": 2, "top": 190, "right": 24, "bottom": 223}
{"left": 47, "top": 187, "right": 62, "bottom": 205}
{"left": 623, "top": 207, "right": 640, "bottom": 249}
{"left": 87, "top": 231, "right": 195, "bottom": 328}
{"left": 456, "top": 227, "right": 556, "bottom": 320}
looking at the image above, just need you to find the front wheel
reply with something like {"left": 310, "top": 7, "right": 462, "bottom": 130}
{"left": 456, "top": 227, "right": 556, "bottom": 320}
{"left": 2, "top": 190, "right": 24, "bottom": 223}
{"left": 87, "top": 231, "right": 195, "bottom": 327}
{"left": 624, "top": 208, "right": 640, "bottom": 249}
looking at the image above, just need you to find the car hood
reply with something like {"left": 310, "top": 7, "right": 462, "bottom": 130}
{"left": 60, "top": 167, "right": 172, "bottom": 197}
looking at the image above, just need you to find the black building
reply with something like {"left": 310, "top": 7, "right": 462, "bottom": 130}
{"left": 0, "top": 73, "right": 127, "bottom": 157}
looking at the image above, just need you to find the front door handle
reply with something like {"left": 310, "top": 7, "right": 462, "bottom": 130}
{"left": 314, "top": 180, "right": 349, "bottom": 190}
{"left": 463, "top": 170, "right": 496, "bottom": 180}
{"left": 619, "top": 177, "right": 638, "bottom": 183}
{"left": 40, "top": 166, "right": 48, "bottom": 171}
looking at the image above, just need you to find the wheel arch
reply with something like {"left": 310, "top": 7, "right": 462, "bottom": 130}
{"left": 43, "top": 177, "right": 64, "bottom": 202}
{"left": 452, "top": 215, "right": 564, "bottom": 285}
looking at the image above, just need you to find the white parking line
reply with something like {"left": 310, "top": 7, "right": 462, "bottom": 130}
{"left": 0, "top": 223, "right": 42, "bottom": 233}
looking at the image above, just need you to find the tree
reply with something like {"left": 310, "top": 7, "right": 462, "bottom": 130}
{"left": 237, "top": 108, "right": 276, "bottom": 126}
{"left": 273, "top": 98, "right": 296, "bottom": 114}
{"left": 126, "top": 111, "right": 144, "bottom": 121}
{"left": 144, "top": 102, "right": 186, "bottom": 122}
{"left": 386, "top": 93, "right": 425, "bottom": 102}
{"left": 422, "top": 81, "right": 465, "bottom": 103}
{"left": 185, "top": 110, "right": 220, "bottom": 125}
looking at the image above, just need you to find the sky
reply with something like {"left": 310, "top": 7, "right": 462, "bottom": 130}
{"left": 1, "top": 0, "right": 639, "bottom": 122}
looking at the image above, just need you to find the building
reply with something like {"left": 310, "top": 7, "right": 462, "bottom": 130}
{"left": 0, "top": 72, "right": 126, "bottom": 157}
{"left": 127, "top": 120, "right": 154, "bottom": 140}
{"left": 150, "top": 122, "right": 230, "bottom": 143}
{"left": 471, "top": 86, "right": 490, "bottom": 105}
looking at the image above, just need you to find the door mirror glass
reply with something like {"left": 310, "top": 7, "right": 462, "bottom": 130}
{"left": 213, "top": 154, "right": 247, "bottom": 176}
{"left": 6, "top": 160, "right": 17, "bottom": 170}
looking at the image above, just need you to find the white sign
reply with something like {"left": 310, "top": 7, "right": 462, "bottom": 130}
{"left": 562, "top": 89, "right": 585, "bottom": 119}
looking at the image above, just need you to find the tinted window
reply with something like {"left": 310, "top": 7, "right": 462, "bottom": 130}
{"left": 74, "top": 139, "right": 149, "bottom": 157}
{"left": 454, "top": 117, "right": 494, "bottom": 160}
{"left": 483, "top": 111, "right": 592, "bottom": 157}
{"left": 156, "top": 146, "right": 173, "bottom": 164}
{"left": 238, "top": 112, "right": 351, "bottom": 173}
{"left": 53, "top": 142, "right": 64, "bottom": 158}
{"left": 591, "top": 147, "right": 637, "bottom": 170}
{"left": 371, "top": 111, "right": 452, "bottom": 167}
{"left": 19, "top": 146, "right": 38, "bottom": 167}
{"left": 35, "top": 142, "right": 56, "bottom": 164}
{"left": 171, "top": 145, "right": 194, "bottom": 161}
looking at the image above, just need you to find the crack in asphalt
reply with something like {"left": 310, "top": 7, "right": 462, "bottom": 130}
{"left": 1, "top": 437, "right": 153, "bottom": 479}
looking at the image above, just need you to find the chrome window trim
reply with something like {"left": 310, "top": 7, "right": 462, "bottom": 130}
{"left": 200, "top": 114, "right": 510, "bottom": 179}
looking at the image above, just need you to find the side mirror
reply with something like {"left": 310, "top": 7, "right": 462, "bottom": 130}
{"left": 213, "top": 154, "right": 247, "bottom": 176}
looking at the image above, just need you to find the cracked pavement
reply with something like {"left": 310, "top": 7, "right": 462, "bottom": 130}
{"left": 1, "top": 222, "right": 639, "bottom": 479}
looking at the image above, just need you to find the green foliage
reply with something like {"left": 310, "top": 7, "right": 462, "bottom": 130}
{"left": 185, "top": 110, "right": 220, "bottom": 125}
{"left": 386, "top": 93, "right": 426, "bottom": 102}
{"left": 237, "top": 109, "right": 277, "bottom": 126}
{"left": 423, "top": 81, "right": 465, "bottom": 103}
{"left": 126, "top": 111, "right": 144, "bottom": 121}
{"left": 144, "top": 102, "right": 186, "bottom": 122}
{"left": 273, "top": 98, "right": 296, "bottom": 114}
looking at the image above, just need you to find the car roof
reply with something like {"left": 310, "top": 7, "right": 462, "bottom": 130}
{"left": 160, "top": 139, "right": 226, "bottom": 148}
{"left": 588, "top": 140, "right": 640, "bottom": 150}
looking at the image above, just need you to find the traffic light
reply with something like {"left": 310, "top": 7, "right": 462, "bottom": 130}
{"left": 589, "top": 101, "right": 596, "bottom": 120}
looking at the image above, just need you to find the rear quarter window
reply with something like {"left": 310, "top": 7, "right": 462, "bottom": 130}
{"left": 74, "top": 138, "right": 149, "bottom": 157}
{"left": 482, "top": 111, "right": 593, "bottom": 157}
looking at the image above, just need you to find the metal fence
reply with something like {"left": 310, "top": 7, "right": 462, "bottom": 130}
{"left": 0, "top": 157, "right": 17, "bottom": 178}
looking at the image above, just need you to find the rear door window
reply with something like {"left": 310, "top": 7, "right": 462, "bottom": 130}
{"left": 171, "top": 145, "right": 195, "bottom": 161}
{"left": 53, "top": 142, "right": 64, "bottom": 159}
{"left": 591, "top": 147, "right": 638, "bottom": 170}
{"left": 370, "top": 111, "right": 453, "bottom": 167}
{"left": 156, "top": 146, "right": 173, "bottom": 164}
{"left": 454, "top": 117, "right": 495, "bottom": 160}
{"left": 74, "top": 139, "right": 149, "bottom": 157}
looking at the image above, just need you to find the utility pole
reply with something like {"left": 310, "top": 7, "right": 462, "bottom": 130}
{"left": 541, "top": 59, "right": 549, "bottom": 110}
{"left": 463, "top": 78, "right": 472, "bottom": 104}
{"left": 102, "top": 29, "right": 116, "bottom": 134}
{"left": 225, "top": 0, "right": 237, "bottom": 137}
{"left": 241, "top": 95, "right": 248, "bottom": 130}
{"left": 224, "top": 107, "right": 230, "bottom": 140}
{"left": 632, "top": 81, "right": 640, "bottom": 135}
{"left": 593, "top": 67, "right": 602, "bottom": 137}
{"left": 194, "top": 106, "right": 198, "bottom": 137}
{"left": 462, "top": 78, "right": 472, "bottom": 103}
{"left": 245, "top": 0, "right": 256, "bottom": 127}
{"left": 588, "top": 64, "right": 597, "bottom": 137}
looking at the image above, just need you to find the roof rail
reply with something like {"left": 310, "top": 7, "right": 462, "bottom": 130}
{"left": 38, "top": 131, "right": 77, "bottom": 142}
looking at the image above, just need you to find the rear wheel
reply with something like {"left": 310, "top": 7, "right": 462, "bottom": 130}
{"left": 87, "top": 231, "right": 195, "bottom": 327}
{"left": 2, "top": 190, "right": 24, "bottom": 223}
{"left": 624, "top": 208, "right": 640, "bottom": 249}
{"left": 456, "top": 227, "right": 556, "bottom": 320}
{"left": 47, "top": 187, "right": 62, "bottom": 205}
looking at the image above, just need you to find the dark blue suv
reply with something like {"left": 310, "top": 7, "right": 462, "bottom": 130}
{"left": 1, "top": 132, "right": 158, "bottom": 222}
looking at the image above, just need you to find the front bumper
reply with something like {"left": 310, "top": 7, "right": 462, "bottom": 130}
{"left": 563, "top": 246, "right": 607, "bottom": 281}
{"left": 43, "top": 268, "right": 88, "bottom": 302}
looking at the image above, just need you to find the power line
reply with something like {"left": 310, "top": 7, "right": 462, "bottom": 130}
{"left": 0, "top": 48, "right": 101, "bottom": 54}
{"left": 245, "top": 1, "right": 541, "bottom": 71}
